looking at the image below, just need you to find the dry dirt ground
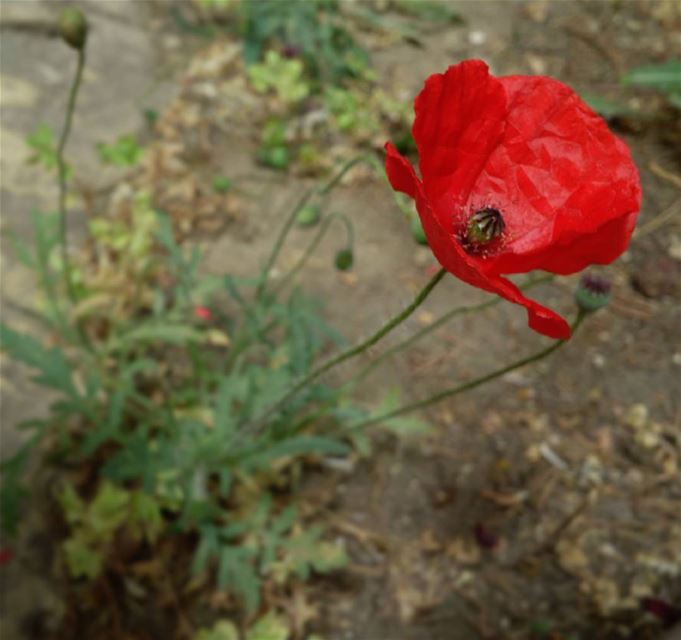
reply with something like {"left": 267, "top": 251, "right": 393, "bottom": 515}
{"left": 1, "top": 1, "right": 680, "bottom": 639}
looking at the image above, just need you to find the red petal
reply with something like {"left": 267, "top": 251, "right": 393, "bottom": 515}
{"left": 385, "top": 143, "right": 571, "bottom": 340}
{"left": 412, "top": 60, "right": 506, "bottom": 216}
{"left": 384, "top": 141, "right": 423, "bottom": 200}
{"left": 464, "top": 74, "right": 640, "bottom": 272}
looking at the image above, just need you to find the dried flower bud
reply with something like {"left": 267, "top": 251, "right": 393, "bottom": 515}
{"left": 575, "top": 272, "right": 611, "bottom": 312}
{"left": 58, "top": 8, "right": 88, "bottom": 50}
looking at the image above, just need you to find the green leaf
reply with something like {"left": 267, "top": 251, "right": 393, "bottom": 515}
{"left": 26, "top": 123, "right": 71, "bottom": 175}
{"left": 271, "top": 526, "right": 348, "bottom": 583}
{"left": 242, "top": 436, "right": 349, "bottom": 470}
{"left": 129, "top": 491, "right": 164, "bottom": 543}
{"left": 195, "top": 620, "right": 240, "bottom": 640}
{"left": 0, "top": 441, "right": 33, "bottom": 535}
{"left": 623, "top": 59, "right": 681, "bottom": 92}
{"left": 582, "top": 93, "right": 632, "bottom": 118}
{"left": 394, "top": 0, "right": 463, "bottom": 23}
{"left": 106, "top": 323, "right": 204, "bottom": 352}
{"left": 88, "top": 482, "right": 130, "bottom": 537}
{"left": 0, "top": 324, "right": 78, "bottom": 397}
{"left": 193, "top": 526, "right": 219, "bottom": 574}
{"left": 56, "top": 483, "right": 86, "bottom": 526}
{"left": 97, "top": 135, "right": 144, "bottom": 167}
{"left": 373, "top": 388, "right": 432, "bottom": 436}
{"left": 217, "top": 545, "right": 260, "bottom": 612}
{"left": 63, "top": 535, "right": 104, "bottom": 579}
{"left": 246, "top": 612, "right": 289, "bottom": 640}
{"left": 212, "top": 176, "right": 233, "bottom": 193}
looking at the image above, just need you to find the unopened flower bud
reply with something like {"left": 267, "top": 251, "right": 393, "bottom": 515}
{"left": 334, "top": 248, "right": 354, "bottom": 271}
{"left": 58, "top": 8, "right": 88, "bottom": 50}
{"left": 575, "top": 273, "right": 611, "bottom": 312}
{"left": 296, "top": 204, "right": 321, "bottom": 227}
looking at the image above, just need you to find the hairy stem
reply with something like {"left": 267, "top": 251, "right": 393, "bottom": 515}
{"left": 272, "top": 212, "right": 354, "bottom": 296}
{"left": 349, "top": 310, "right": 587, "bottom": 431}
{"left": 255, "top": 154, "right": 371, "bottom": 300}
{"left": 246, "top": 267, "right": 447, "bottom": 432}
{"left": 56, "top": 47, "right": 86, "bottom": 304}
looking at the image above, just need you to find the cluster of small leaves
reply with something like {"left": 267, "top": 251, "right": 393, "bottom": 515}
{"left": 240, "top": 0, "right": 368, "bottom": 83}
{"left": 57, "top": 481, "right": 163, "bottom": 579}
{"left": 26, "top": 123, "right": 71, "bottom": 176}
{"left": 97, "top": 134, "right": 144, "bottom": 167}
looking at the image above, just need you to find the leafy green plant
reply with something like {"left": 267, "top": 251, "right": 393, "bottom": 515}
{"left": 58, "top": 481, "right": 163, "bottom": 579}
{"left": 26, "top": 123, "right": 71, "bottom": 176}
{"left": 240, "top": 0, "right": 368, "bottom": 83}
{"left": 257, "top": 118, "right": 291, "bottom": 170}
{"left": 97, "top": 134, "right": 144, "bottom": 166}
{"left": 3, "top": 12, "right": 602, "bottom": 636}
{"left": 248, "top": 50, "right": 310, "bottom": 104}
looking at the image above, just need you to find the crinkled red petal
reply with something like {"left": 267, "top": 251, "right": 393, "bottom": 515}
{"left": 385, "top": 143, "right": 571, "bottom": 339}
{"left": 409, "top": 60, "right": 640, "bottom": 276}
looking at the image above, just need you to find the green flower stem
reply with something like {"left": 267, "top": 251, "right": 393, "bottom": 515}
{"left": 344, "top": 273, "right": 554, "bottom": 390}
{"left": 272, "top": 212, "right": 354, "bottom": 296}
{"left": 284, "top": 274, "right": 554, "bottom": 435}
{"left": 247, "top": 267, "right": 447, "bottom": 432}
{"left": 56, "top": 47, "right": 86, "bottom": 304}
{"left": 255, "top": 154, "right": 371, "bottom": 300}
{"left": 347, "top": 310, "right": 587, "bottom": 432}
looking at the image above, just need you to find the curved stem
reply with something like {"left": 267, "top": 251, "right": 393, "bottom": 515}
{"left": 348, "top": 310, "right": 587, "bottom": 431}
{"left": 57, "top": 47, "right": 86, "bottom": 304}
{"left": 246, "top": 267, "right": 447, "bottom": 432}
{"left": 344, "top": 273, "right": 554, "bottom": 390}
{"left": 283, "top": 274, "right": 554, "bottom": 435}
{"left": 255, "top": 154, "right": 372, "bottom": 300}
{"left": 272, "top": 212, "right": 354, "bottom": 297}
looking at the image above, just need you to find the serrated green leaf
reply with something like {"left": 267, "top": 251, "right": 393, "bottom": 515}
{"left": 0, "top": 324, "right": 78, "bottom": 397}
{"left": 88, "top": 482, "right": 130, "bottom": 537}
{"left": 271, "top": 527, "right": 347, "bottom": 584}
{"left": 63, "top": 535, "right": 103, "bottom": 579}
{"left": 217, "top": 545, "right": 260, "bottom": 612}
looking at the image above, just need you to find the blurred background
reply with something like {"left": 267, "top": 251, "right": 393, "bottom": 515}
{"left": 1, "top": 1, "right": 680, "bottom": 639}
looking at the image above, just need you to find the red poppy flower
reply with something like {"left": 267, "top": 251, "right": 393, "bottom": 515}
{"left": 385, "top": 60, "right": 641, "bottom": 339}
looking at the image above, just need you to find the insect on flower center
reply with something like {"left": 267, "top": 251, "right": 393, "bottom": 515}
{"left": 462, "top": 207, "right": 506, "bottom": 253}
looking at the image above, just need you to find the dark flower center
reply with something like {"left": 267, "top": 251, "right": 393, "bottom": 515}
{"left": 464, "top": 207, "right": 505, "bottom": 249}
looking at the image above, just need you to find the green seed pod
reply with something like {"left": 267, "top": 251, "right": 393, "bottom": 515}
{"left": 296, "top": 204, "right": 321, "bottom": 227}
{"left": 334, "top": 248, "right": 354, "bottom": 271}
{"left": 575, "top": 273, "right": 611, "bottom": 312}
{"left": 58, "top": 8, "right": 88, "bottom": 50}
